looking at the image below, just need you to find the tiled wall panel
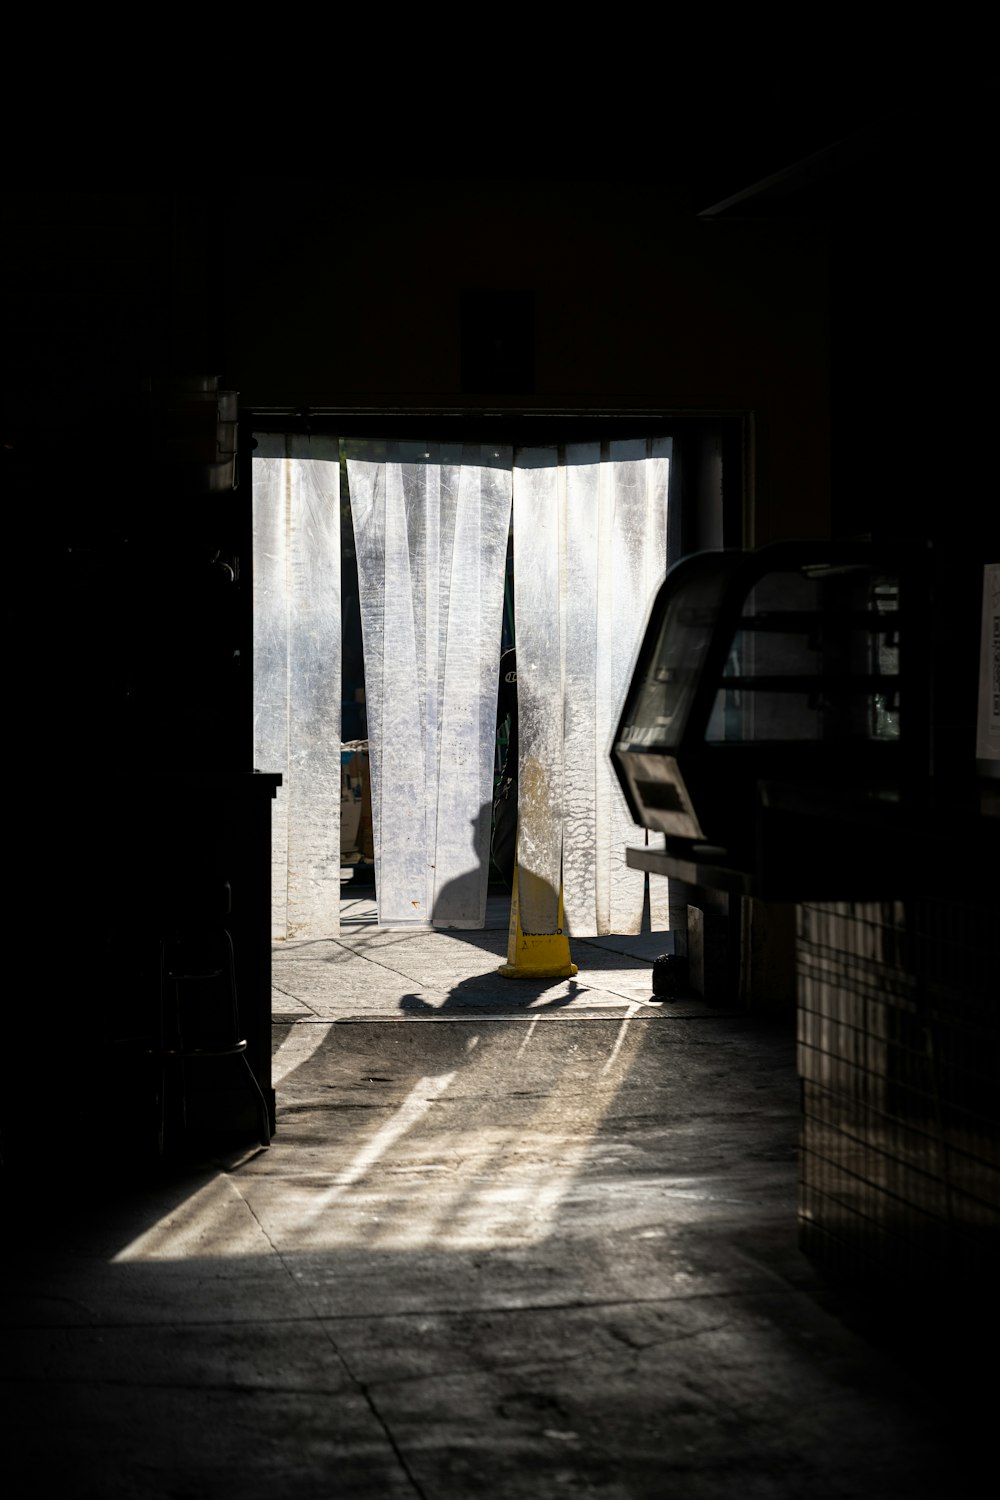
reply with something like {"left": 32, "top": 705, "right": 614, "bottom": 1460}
{"left": 797, "top": 897, "right": 999, "bottom": 1295}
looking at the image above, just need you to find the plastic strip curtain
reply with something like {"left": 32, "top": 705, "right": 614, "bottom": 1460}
{"left": 346, "top": 441, "right": 512, "bottom": 928}
{"left": 252, "top": 435, "right": 342, "bottom": 939}
{"left": 514, "top": 439, "right": 671, "bottom": 937}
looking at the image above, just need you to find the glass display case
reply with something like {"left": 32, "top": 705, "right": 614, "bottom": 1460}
{"left": 611, "top": 539, "right": 931, "bottom": 891}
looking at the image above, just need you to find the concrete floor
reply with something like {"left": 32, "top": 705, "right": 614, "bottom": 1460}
{"left": 1, "top": 895, "right": 992, "bottom": 1498}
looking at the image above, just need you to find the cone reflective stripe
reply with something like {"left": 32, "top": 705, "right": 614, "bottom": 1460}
{"left": 498, "top": 830, "right": 578, "bottom": 980}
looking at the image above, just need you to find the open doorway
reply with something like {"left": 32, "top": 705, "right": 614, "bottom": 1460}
{"left": 250, "top": 416, "right": 745, "bottom": 942}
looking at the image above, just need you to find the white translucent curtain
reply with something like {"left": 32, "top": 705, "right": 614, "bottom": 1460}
{"left": 513, "top": 438, "right": 671, "bottom": 937}
{"left": 346, "top": 440, "right": 512, "bottom": 928}
{"left": 252, "top": 435, "right": 342, "bottom": 939}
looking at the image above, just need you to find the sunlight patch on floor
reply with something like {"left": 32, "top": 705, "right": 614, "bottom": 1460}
{"left": 109, "top": 1019, "right": 648, "bottom": 1261}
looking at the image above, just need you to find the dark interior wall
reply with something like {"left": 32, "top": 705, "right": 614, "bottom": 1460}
{"left": 6, "top": 122, "right": 982, "bottom": 560}
{"left": 226, "top": 177, "right": 831, "bottom": 544}
{"left": 3, "top": 179, "right": 832, "bottom": 544}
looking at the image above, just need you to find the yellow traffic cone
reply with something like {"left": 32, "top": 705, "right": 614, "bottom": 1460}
{"left": 498, "top": 835, "right": 577, "bottom": 980}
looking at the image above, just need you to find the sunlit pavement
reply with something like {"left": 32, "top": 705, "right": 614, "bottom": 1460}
{"left": 1, "top": 905, "right": 992, "bottom": 1498}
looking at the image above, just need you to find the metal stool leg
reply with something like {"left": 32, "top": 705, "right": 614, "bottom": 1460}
{"left": 159, "top": 924, "right": 270, "bottom": 1152}
{"left": 221, "top": 929, "right": 272, "bottom": 1148}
